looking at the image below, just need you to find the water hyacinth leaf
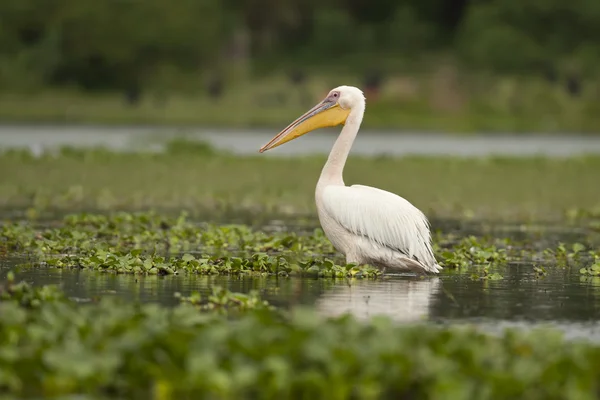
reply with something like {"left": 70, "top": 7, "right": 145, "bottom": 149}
{"left": 182, "top": 253, "right": 195, "bottom": 262}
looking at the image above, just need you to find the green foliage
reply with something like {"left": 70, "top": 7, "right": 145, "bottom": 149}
{"left": 175, "top": 286, "right": 274, "bottom": 313}
{"left": 438, "top": 235, "right": 507, "bottom": 270}
{"left": 437, "top": 235, "right": 508, "bottom": 280}
{"left": 542, "top": 242, "right": 598, "bottom": 268}
{"left": 0, "top": 211, "right": 380, "bottom": 277}
{"left": 1, "top": 211, "right": 337, "bottom": 258}
{"left": 308, "top": 5, "right": 436, "bottom": 57}
{"left": 1, "top": 0, "right": 599, "bottom": 92}
{"left": 579, "top": 253, "right": 600, "bottom": 276}
{"left": 41, "top": 249, "right": 382, "bottom": 279}
{"left": 1, "top": 279, "right": 600, "bottom": 398}
{"left": 0, "top": 0, "right": 229, "bottom": 90}
{"left": 0, "top": 271, "right": 66, "bottom": 307}
{"left": 457, "top": 0, "right": 600, "bottom": 75}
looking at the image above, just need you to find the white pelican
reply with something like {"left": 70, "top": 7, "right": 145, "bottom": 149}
{"left": 259, "top": 86, "right": 441, "bottom": 274}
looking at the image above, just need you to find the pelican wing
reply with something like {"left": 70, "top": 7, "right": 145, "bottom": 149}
{"left": 321, "top": 184, "right": 437, "bottom": 265}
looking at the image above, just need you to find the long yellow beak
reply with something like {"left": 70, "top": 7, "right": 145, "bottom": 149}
{"left": 259, "top": 98, "right": 350, "bottom": 153}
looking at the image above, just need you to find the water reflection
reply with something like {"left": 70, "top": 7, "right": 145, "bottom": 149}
{"left": 315, "top": 277, "right": 441, "bottom": 322}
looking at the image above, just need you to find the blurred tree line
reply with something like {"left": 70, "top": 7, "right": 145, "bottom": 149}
{"left": 1, "top": 0, "right": 599, "bottom": 92}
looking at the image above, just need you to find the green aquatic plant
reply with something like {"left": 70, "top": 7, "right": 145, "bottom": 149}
{"left": 580, "top": 263, "right": 600, "bottom": 276}
{"left": 0, "top": 271, "right": 66, "bottom": 308}
{"left": 542, "top": 242, "right": 596, "bottom": 268}
{"left": 433, "top": 235, "right": 509, "bottom": 280}
{"left": 1, "top": 211, "right": 532, "bottom": 277}
{"left": 469, "top": 266, "right": 504, "bottom": 281}
{"left": 36, "top": 249, "right": 381, "bottom": 279}
{"left": 3, "top": 210, "right": 597, "bottom": 284}
{"left": 533, "top": 265, "right": 548, "bottom": 277}
{"left": 437, "top": 235, "right": 508, "bottom": 270}
{"left": 1, "top": 211, "right": 336, "bottom": 257}
{"left": 175, "top": 286, "right": 274, "bottom": 313}
{"left": 579, "top": 252, "right": 600, "bottom": 276}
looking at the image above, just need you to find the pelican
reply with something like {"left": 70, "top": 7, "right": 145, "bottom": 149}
{"left": 259, "top": 86, "right": 441, "bottom": 274}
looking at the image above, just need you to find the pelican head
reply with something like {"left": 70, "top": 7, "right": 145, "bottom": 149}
{"left": 259, "top": 85, "right": 365, "bottom": 153}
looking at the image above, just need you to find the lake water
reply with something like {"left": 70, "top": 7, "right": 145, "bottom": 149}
{"left": 2, "top": 124, "right": 600, "bottom": 157}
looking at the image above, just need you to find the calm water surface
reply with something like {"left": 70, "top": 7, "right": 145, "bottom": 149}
{"left": 2, "top": 124, "right": 600, "bottom": 157}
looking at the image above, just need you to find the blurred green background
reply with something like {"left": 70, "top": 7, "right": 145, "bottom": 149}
{"left": 2, "top": 0, "right": 600, "bottom": 132}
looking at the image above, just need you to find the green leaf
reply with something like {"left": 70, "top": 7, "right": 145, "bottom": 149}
{"left": 182, "top": 253, "right": 195, "bottom": 262}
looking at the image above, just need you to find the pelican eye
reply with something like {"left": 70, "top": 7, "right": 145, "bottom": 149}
{"left": 327, "top": 91, "right": 340, "bottom": 102}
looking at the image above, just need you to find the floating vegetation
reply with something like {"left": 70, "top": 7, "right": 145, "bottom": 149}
{"left": 437, "top": 235, "right": 508, "bottom": 268}
{"left": 0, "top": 271, "right": 66, "bottom": 308}
{"left": 542, "top": 242, "right": 599, "bottom": 271}
{"left": 175, "top": 286, "right": 274, "bottom": 313}
{"left": 2, "top": 211, "right": 599, "bottom": 281}
{"left": 579, "top": 254, "right": 600, "bottom": 276}
{"left": 40, "top": 249, "right": 381, "bottom": 278}
{"left": 1, "top": 211, "right": 337, "bottom": 257}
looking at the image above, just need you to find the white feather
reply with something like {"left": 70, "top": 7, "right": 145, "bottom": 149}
{"left": 320, "top": 184, "right": 441, "bottom": 273}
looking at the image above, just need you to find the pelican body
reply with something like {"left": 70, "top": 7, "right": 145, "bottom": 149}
{"left": 259, "top": 86, "right": 441, "bottom": 274}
